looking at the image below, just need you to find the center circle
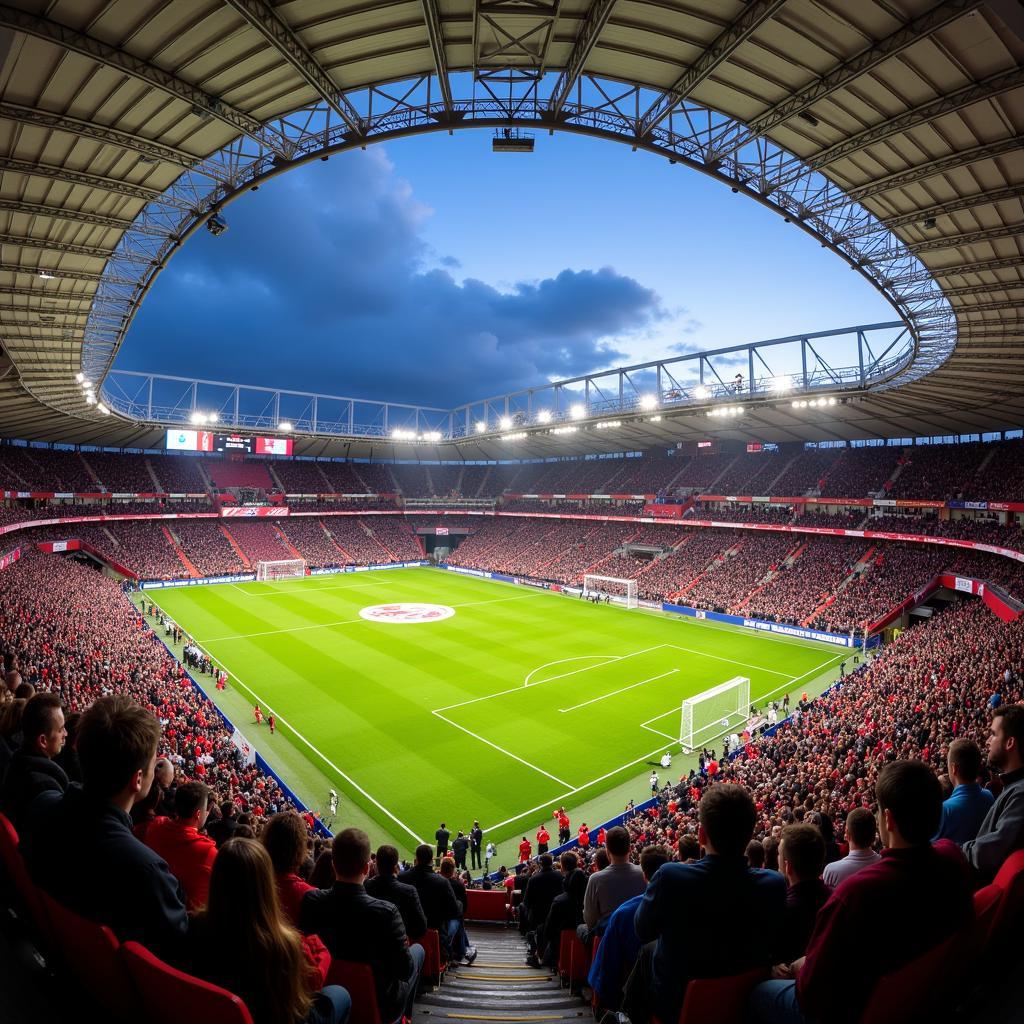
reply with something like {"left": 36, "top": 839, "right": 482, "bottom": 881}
{"left": 359, "top": 602, "right": 456, "bottom": 624}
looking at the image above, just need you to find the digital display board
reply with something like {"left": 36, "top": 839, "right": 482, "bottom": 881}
{"left": 165, "top": 430, "right": 293, "bottom": 456}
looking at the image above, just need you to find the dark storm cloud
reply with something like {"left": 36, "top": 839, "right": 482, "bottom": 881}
{"left": 122, "top": 150, "right": 667, "bottom": 407}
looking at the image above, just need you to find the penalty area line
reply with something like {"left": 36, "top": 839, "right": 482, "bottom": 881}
{"left": 166, "top": 625, "right": 427, "bottom": 847}
{"left": 558, "top": 669, "right": 679, "bottom": 713}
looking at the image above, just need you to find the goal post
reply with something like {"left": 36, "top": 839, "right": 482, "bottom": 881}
{"left": 680, "top": 676, "right": 751, "bottom": 752}
{"left": 255, "top": 558, "right": 306, "bottom": 581}
{"left": 582, "top": 574, "right": 639, "bottom": 609}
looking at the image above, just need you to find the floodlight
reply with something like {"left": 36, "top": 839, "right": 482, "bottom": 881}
{"left": 475, "top": 420, "right": 487, "bottom": 433}
{"left": 640, "top": 394, "right": 658, "bottom": 411}
{"left": 279, "top": 421, "right": 292, "bottom": 432}
{"left": 97, "top": 403, "right": 110, "bottom": 415}
{"left": 38, "top": 271, "right": 55, "bottom": 280}
{"left": 694, "top": 385, "right": 709, "bottom": 400}
{"left": 190, "top": 412, "right": 206, "bottom": 425}
{"left": 769, "top": 376, "right": 791, "bottom": 393}
{"left": 85, "top": 394, "right": 96, "bottom": 405}
{"left": 536, "top": 410, "right": 552, "bottom": 424}
{"left": 499, "top": 415, "right": 513, "bottom": 430}
{"left": 569, "top": 403, "right": 585, "bottom": 420}
{"left": 828, "top": 397, "right": 838, "bottom": 406}
{"left": 649, "top": 415, "right": 662, "bottom": 422}
{"left": 75, "top": 372, "right": 85, "bottom": 383}
{"left": 425, "top": 430, "right": 441, "bottom": 442}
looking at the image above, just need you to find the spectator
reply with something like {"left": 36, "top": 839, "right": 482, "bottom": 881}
{"left": 188, "top": 837, "right": 350, "bottom": 1024}
{"left": 822, "top": 808, "right": 880, "bottom": 890}
{"left": 398, "top": 843, "right": 461, "bottom": 962}
{"left": 522, "top": 853, "right": 562, "bottom": 943}
{"left": 633, "top": 785, "right": 786, "bottom": 1024}
{"left": 746, "top": 839, "right": 766, "bottom": 869}
{"left": 748, "top": 760, "right": 973, "bottom": 1024}
{"left": 933, "top": 738, "right": 995, "bottom": 846}
{"left": 528, "top": 850, "right": 586, "bottom": 969}
{"left": 0, "top": 692, "right": 68, "bottom": 830}
{"left": 962, "top": 704, "right": 1024, "bottom": 880}
{"left": 777, "top": 824, "right": 829, "bottom": 963}
{"left": 439, "top": 857, "right": 477, "bottom": 964}
{"left": 300, "top": 827, "right": 424, "bottom": 1024}
{"left": 207, "top": 799, "right": 239, "bottom": 847}
{"left": 262, "top": 810, "right": 316, "bottom": 926}
{"left": 23, "top": 695, "right": 189, "bottom": 962}
{"left": 580, "top": 825, "right": 645, "bottom": 938}
{"left": 588, "top": 844, "right": 671, "bottom": 1014}
{"left": 144, "top": 780, "right": 218, "bottom": 912}
{"left": 364, "top": 844, "right": 427, "bottom": 942}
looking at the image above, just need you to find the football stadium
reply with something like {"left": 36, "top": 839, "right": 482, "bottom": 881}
{"left": 0, "top": 2, "right": 1023, "bottom": 1023}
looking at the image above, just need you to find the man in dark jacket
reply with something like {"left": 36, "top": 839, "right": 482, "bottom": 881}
{"left": 22, "top": 695, "right": 188, "bottom": 965}
{"left": 301, "top": 828, "right": 424, "bottom": 1024}
{"left": 530, "top": 851, "right": 587, "bottom": 968}
{"left": 365, "top": 844, "right": 427, "bottom": 941}
{"left": 400, "top": 843, "right": 462, "bottom": 961}
{"left": 206, "top": 799, "right": 239, "bottom": 847}
{"left": 524, "top": 853, "right": 563, "bottom": 935}
{"left": 0, "top": 693, "right": 68, "bottom": 830}
{"left": 439, "top": 856, "right": 477, "bottom": 963}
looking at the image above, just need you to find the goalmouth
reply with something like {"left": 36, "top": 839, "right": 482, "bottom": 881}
{"left": 255, "top": 558, "right": 307, "bottom": 581}
{"left": 583, "top": 574, "right": 639, "bottom": 609}
{"left": 680, "top": 676, "right": 751, "bottom": 753}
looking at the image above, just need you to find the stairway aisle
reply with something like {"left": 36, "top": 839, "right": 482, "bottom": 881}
{"left": 415, "top": 925, "right": 588, "bottom": 1024}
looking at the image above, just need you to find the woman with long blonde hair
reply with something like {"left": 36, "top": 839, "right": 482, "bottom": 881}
{"left": 189, "top": 837, "right": 350, "bottom": 1024}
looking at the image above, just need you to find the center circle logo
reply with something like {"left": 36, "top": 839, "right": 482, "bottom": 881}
{"left": 359, "top": 603, "right": 455, "bottom": 624}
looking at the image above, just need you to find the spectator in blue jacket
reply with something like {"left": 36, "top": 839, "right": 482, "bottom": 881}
{"left": 933, "top": 738, "right": 994, "bottom": 846}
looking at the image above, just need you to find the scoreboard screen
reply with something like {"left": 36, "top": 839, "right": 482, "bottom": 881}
{"left": 165, "top": 430, "right": 293, "bottom": 456}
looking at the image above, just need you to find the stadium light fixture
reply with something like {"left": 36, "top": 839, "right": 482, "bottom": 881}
{"left": 279, "top": 421, "right": 292, "bottom": 432}
{"left": 769, "top": 376, "right": 791, "bottom": 393}
{"left": 569, "top": 403, "right": 585, "bottom": 420}
{"left": 649, "top": 415, "right": 663, "bottom": 422}
{"left": 424, "top": 430, "right": 442, "bottom": 442}
{"left": 97, "top": 403, "right": 110, "bottom": 415}
{"left": 85, "top": 394, "right": 96, "bottom": 405}
{"left": 475, "top": 420, "right": 487, "bottom": 433}
{"left": 536, "top": 410, "right": 552, "bottom": 424}
{"left": 694, "top": 385, "right": 710, "bottom": 400}
{"left": 75, "top": 372, "right": 84, "bottom": 383}
{"left": 501, "top": 431, "right": 528, "bottom": 441}
{"left": 639, "top": 394, "right": 658, "bottom": 411}
{"left": 499, "top": 415, "right": 513, "bottom": 430}
{"left": 38, "top": 271, "right": 55, "bottom": 280}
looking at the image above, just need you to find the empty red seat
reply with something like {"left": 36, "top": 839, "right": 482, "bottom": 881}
{"left": 465, "top": 888, "right": 509, "bottom": 922}
{"left": 557, "top": 929, "right": 588, "bottom": 987}
{"left": 120, "top": 939, "right": 253, "bottom": 1024}
{"left": 679, "top": 966, "right": 769, "bottom": 1024}
{"left": 422, "top": 927, "right": 446, "bottom": 986}
{"left": 325, "top": 959, "right": 382, "bottom": 1024}
{"left": 0, "top": 812, "right": 53, "bottom": 947}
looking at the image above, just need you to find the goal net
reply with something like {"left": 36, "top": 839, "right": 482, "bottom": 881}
{"left": 255, "top": 558, "right": 306, "bottom": 581}
{"left": 583, "top": 574, "right": 639, "bottom": 609}
{"left": 680, "top": 676, "right": 750, "bottom": 752}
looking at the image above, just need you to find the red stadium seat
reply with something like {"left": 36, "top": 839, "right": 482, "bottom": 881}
{"left": 0, "top": 812, "right": 54, "bottom": 947}
{"left": 557, "top": 929, "right": 588, "bottom": 988}
{"left": 324, "top": 959, "right": 383, "bottom": 1024}
{"left": 422, "top": 927, "right": 447, "bottom": 986}
{"left": 120, "top": 940, "right": 254, "bottom": 1024}
{"left": 678, "top": 967, "right": 769, "bottom": 1024}
{"left": 858, "top": 928, "right": 969, "bottom": 1024}
{"left": 39, "top": 888, "right": 139, "bottom": 1021}
{"left": 465, "top": 888, "right": 510, "bottom": 922}
{"left": 986, "top": 848, "right": 1024, "bottom": 954}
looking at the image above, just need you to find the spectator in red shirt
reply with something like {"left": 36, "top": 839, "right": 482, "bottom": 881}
{"left": 748, "top": 760, "right": 973, "bottom": 1024}
{"left": 597, "top": 827, "right": 607, "bottom": 847}
{"left": 145, "top": 780, "right": 219, "bottom": 912}
{"left": 261, "top": 810, "right": 315, "bottom": 927}
{"left": 578, "top": 823, "right": 590, "bottom": 849}
{"left": 518, "top": 836, "right": 532, "bottom": 863}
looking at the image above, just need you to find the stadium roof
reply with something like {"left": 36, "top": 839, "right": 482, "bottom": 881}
{"left": 0, "top": 0, "right": 1022, "bottom": 459}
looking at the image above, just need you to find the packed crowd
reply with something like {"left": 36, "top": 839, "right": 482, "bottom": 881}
{"left": 169, "top": 521, "right": 245, "bottom": 577}
{"left": 224, "top": 521, "right": 293, "bottom": 565}
{"left": 686, "top": 533, "right": 799, "bottom": 614}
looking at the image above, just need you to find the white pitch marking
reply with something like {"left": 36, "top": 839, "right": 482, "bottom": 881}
{"left": 664, "top": 643, "right": 793, "bottom": 677}
{"left": 558, "top": 670, "right": 679, "bottom": 713}
{"left": 434, "top": 644, "right": 671, "bottom": 714}
{"left": 231, "top": 580, "right": 391, "bottom": 596}
{"left": 431, "top": 710, "right": 572, "bottom": 788}
{"left": 198, "top": 593, "right": 537, "bottom": 643}
{"left": 144, "top": 600, "right": 426, "bottom": 846}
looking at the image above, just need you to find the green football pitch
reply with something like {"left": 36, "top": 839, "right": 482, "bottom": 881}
{"left": 144, "top": 567, "right": 846, "bottom": 853}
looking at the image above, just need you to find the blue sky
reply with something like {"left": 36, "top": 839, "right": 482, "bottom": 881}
{"left": 120, "top": 129, "right": 895, "bottom": 407}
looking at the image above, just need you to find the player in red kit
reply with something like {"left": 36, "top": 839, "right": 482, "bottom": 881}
{"left": 518, "top": 836, "right": 532, "bottom": 863}
{"left": 253, "top": 705, "right": 264, "bottom": 726}
{"left": 536, "top": 824, "right": 550, "bottom": 854}
{"left": 557, "top": 809, "right": 570, "bottom": 845}
{"left": 577, "top": 823, "right": 590, "bottom": 849}
{"left": 268, "top": 714, "right": 276, "bottom": 735}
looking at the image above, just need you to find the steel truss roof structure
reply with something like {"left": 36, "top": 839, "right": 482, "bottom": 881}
{"left": 0, "top": 0, "right": 1021, "bottom": 459}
